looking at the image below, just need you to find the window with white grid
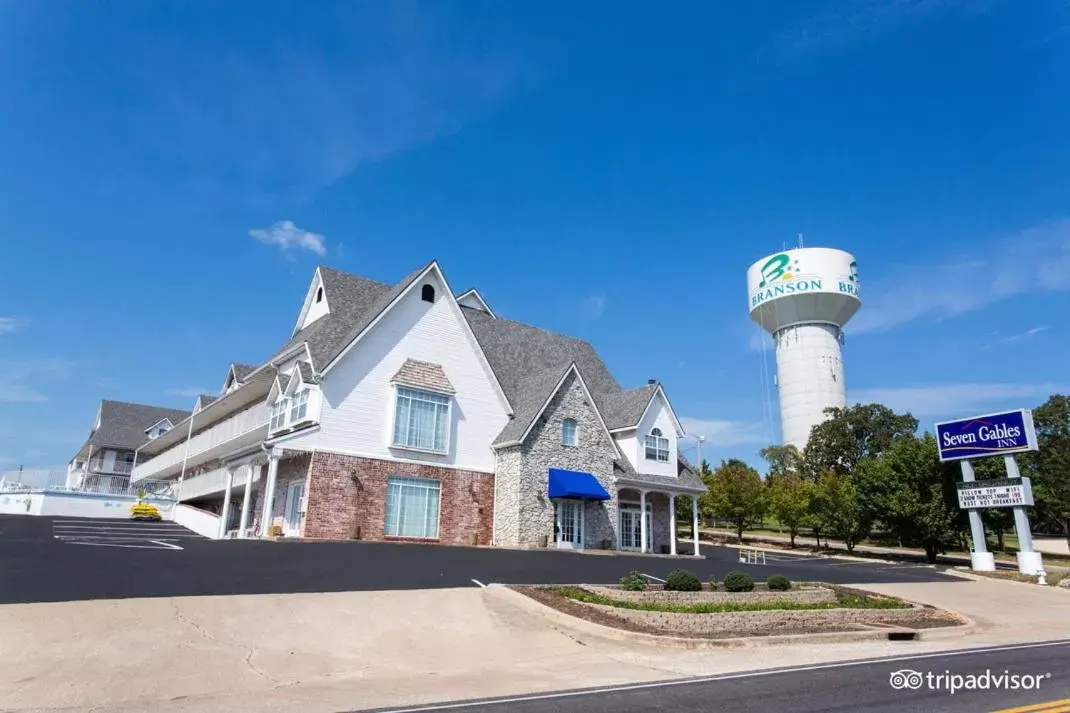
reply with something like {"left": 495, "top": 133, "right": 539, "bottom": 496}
{"left": 561, "top": 418, "right": 578, "bottom": 446}
{"left": 384, "top": 475, "right": 441, "bottom": 539}
{"left": 644, "top": 427, "right": 670, "bottom": 462}
{"left": 270, "top": 398, "right": 288, "bottom": 431}
{"left": 392, "top": 386, "right": 450, "bottom": 453}
{"left": 289, "top": 389, "right": 309, "bottom": 423}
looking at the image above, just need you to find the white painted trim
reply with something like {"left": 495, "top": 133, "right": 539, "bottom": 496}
{"left": 455, "top": 288, "right": 496, "bottom": 318}
{"left": 144, "top": 418, "right": 175, "bottom": 434}
{"left": 291, "top": 267, "right": 328, "bottom": 337}
{"left": 633, "top": 385, "right": 685, "bottom": 437}
{"left": 264, "top": 424, "right": 321, "bottom": 447}
{"left": 318, "top": 262, "right": 513, "bottom": 414}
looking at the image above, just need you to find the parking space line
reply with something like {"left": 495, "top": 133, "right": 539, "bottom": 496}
{"left": 641, "top": 573, "right": 666, "bottom": 582}
{"left": 65, "top": 540, "right": 184, "bottom": 551}
{"left": 149, "top": 540, "right": 183, "bottom": 551}
{"left": 471, "top": 579, "right": 486, "bottom": 588}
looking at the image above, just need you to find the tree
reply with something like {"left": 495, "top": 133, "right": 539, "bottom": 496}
{"left": 854, "top": 434, "right": 961, "bottom": 563}
{"left": 768, "top": 474, "right": 814, "bottom": 548}
{"left": 760, "top": 444, "right": 804, "bottom": 484}
{"left": 804, "top": 403, "right": 918, "bottom": 476}
{"left": 812, "top": 470, "right": 871, "bottom": 552}
{"left": 704, "top": 459, "right": 766, "bottom": 542}
{"left": 1023, "top": 394, "right": 1070, "bottom": 545}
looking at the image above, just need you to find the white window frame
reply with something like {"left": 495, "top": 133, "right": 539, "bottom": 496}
{"left": 270, "top": 396, "right": 289, "bottom": 431}
{"left": 561, "top": 418, "right": 578, "bottom": 447}
{"left": 390, "top": 385, "right": 452, "bottom": 455}
{"left": 289, "top": 389, "right": 310, "bottom": 423}
{"left": 384, "top": 475, "right": 441, "bottom": 539}
{"left": 644, "top": 427, "right": 670, "bottom": 462}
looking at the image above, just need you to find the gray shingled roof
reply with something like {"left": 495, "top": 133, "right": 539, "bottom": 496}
{"left": 462, "top": 306, "right": 661, "bottom": 446}
{"left": 614, "top": 456, "right": 707, "bottom": 493}
{"left": 276, "top": 373, "right": 291, "bottom": 394}
{"left": 81, "top": 400, "right": 192, "bottom": 452}
{"left": 232, "top": 364, "right": 256, "bottom": 381}
{"left": 296, "top": 361, "right": 314, "bottom": 384}
{"left": 268, "top": 264, "right": 431, "bottom": 371}
{"left": 391, "top": 359, "right": 455, "bottom": 394}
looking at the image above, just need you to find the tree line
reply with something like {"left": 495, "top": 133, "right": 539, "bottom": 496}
{"left": 688, "top": 395, "right": 1070, "bottom": 562}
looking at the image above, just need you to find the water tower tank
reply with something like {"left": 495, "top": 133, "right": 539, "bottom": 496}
{"left": 747, "top": 248, "right": 861, "bottom": 450}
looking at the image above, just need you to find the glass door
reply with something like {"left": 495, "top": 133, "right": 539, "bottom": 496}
{"left": 619, "top": 503, "right": 652, "bottom": 551}
{"left": 284, "top": 480, "right": 305, "bottom": 537}
{"left": 554, "top": 499, "right": 584, "bottom": 549}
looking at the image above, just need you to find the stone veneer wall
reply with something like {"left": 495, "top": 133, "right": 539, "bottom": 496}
{"left": 302, "top": 451, "right": 494, "bottom": 544}
{"left": 495, "top": 371, "right": 620, "bottom": 549}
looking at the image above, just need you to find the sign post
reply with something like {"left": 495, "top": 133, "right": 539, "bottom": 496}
{"left": 936, "top": 409, "right": 1041, "bottom": 575}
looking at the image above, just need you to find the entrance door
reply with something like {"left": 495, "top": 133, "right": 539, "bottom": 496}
{"left": 554, "top": 499, "right": 584, "bottom": 549}
{"left": 619, "top": 503, "right": 652, "bottom": 551}
{"left": 283, "top": 480, "right": 305, "bottom": 537}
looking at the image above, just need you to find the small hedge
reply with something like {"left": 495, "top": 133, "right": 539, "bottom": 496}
{"left": 665, "top": 568, "right": 702, "bottom": 592}
{"left": 767, "top": 574, "right": 792, "bottom": 591}
{"left": 722, "top": 570, "right": 755, "bottom": 592}
{"left": 619, "top": 571, "right": 647, "bottom": 591}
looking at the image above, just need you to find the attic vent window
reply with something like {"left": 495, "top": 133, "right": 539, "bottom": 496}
{"left": 315, "top": 286, "right": 324, "bottom": 303}
{"left": 421, "top": 284, "right": 435, "bottom": 303}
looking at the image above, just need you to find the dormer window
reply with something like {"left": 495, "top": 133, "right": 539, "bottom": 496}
{"left": 315, "top": 286, "right": 324, "bottom": 303}
{"left": 421, "top": 284, "right": 435, "bottom": 303}
{"left": 270, "top": 397, "right": 288, "bottom": 431}
{"left": 644, "top": 427, "right": 669, "bottom": 462}
{"left": 289, "top": 389, "right": 309, "bottom": 423}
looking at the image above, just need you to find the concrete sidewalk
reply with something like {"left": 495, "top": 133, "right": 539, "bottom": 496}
{"left": 1, "top": 577, "right": 1068, "bottom": 713}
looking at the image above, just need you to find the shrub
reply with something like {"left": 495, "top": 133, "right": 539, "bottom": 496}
{"left": 767, "top": 574, "right": 792, "bottom": 591}
{"left": 722, "top": 570, "right": 755, "bottom": 592}
{"left": 619, "top": 571, "right": 647, "bottom": 591}
{"left": 707, "top": 577, "right": 721, "bottom": 591}
{"left": 664, "top": 568, "right": 702, "bottom": 592}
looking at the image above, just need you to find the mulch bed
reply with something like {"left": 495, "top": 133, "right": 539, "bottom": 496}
{"left": 512, "top": 585, "right": 964, "bottom": 639}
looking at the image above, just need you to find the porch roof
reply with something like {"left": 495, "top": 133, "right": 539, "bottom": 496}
{"left": 613, "top": 458, "right": 707, "bottom": 494}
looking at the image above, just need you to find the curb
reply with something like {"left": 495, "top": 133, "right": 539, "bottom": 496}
{"left": 484, "top": 585, "right": 977, "bottom": 650}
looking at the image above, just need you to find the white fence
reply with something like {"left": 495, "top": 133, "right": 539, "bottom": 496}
{"left": 0, "top": 490, "right": 177, "bottom": 519}
{"left": 1, "top": 469, "right": 177, "bottom": 499}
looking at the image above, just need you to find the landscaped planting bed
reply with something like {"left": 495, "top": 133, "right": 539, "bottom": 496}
{"left": 513, "top": 570, "right": 965, "bottom": 639}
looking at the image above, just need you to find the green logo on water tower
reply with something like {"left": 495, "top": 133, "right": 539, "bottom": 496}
{"left": 758, "top": 253, "right": 800, "bottom": 288}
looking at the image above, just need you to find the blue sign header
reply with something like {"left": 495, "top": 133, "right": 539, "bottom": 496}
{"left": 934, "top": 409, "right": 1039, "bottom": 462}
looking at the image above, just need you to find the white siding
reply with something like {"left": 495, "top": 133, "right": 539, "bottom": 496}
{"left": 635, "top": 394, "right": 678, "bottom": 478}
{"left": 294, "top": 271, "right": 508, "bottom": 472}
{"left": 301, "top": 279, "right": 330, "bottom": 329}
{"left": 613, "top": 431, "right": 639, "bottom": 472}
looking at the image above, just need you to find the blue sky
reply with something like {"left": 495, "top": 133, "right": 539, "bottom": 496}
{"left": 2, "top": 0, "right": 1069, "bottom": 471}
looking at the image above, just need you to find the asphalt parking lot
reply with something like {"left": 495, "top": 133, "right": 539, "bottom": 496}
{"left": 0, "top": 514, "right": 963, "bottom": 604}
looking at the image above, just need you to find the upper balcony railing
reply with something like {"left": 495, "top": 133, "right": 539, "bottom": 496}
{"left": 132, "top": 402, "right": 269, "bottom": 483}
{"left": 88, "top": 459, "right": 134, "bottom": 475}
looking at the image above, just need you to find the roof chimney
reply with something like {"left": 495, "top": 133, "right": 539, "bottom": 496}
{"left": 647, "top": 379, "right": 656, "bottom": 385}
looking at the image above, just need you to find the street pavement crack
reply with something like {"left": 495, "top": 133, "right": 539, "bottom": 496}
{"left": 168, "top": 598, "right": 275, "bottom": 684}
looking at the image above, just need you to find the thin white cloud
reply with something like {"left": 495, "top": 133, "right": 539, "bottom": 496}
{"left": 250, "top": 220, "right": 326, "bottom": 257}
{"left": 680, "top": 416, "right": 772, "bottom": 448}
{"left": 994, "top": 325, "right": 1049, "bottom": 345}
{"left": 579, "top": 296, "right": 608, "bottom": 319}
{"left": 0, "top": 317, "right": 29, "bottom": 335}
{"left": 849, "top": 382, "right": 1066, "bottom": 418}
{"left": 166, "top": 387, "right": 211, "bottom": 398}
{"left": 0, "top": 359, "right": 74, "bottom": 403}
{"left": 850, "top": 218, "right": 1070, "bottom": 334}
{"left": 126, "top": 5, "right": 522, "bottom": 200}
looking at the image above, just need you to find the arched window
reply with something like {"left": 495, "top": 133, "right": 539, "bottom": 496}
{"left": 561, "top": 418, "right": 578, "bottom": 446}
{"left": 421, "top": 284, "right": 435, "bottom": 303}
{"left": 315, "top": 286, "right": 324, "bottom": 303}
{"left": 644, "top": 427, "right": 669, "bottom": 462}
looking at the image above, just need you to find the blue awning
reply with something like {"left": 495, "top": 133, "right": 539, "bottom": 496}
{"left": 548, "top": 468, "right": 610, "bottom": 500}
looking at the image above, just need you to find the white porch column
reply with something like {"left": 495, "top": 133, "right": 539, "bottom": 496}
{"left": 218, "top": 466, "right": 235, "bottom": 539}
{"left": 259, "top": 449, "right": 282, "bottom": 537}
{"left": 691, "top": 494, "right": 701, "bottom": 558}
{"left": 639, "top": 490, "right": 648, "bottom": 554}
{"left": 669, "top": 493, "right": 677, "bottom": 556}
{"left": 238, "top": 463, "right": 256, "bottom": 538}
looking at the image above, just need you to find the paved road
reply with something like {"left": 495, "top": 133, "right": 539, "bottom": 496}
{"left": 362, "top": 641, "right": 1070, "bottom": 713}
{"left": 0, "top": 514, "right": 962, "bottom": 604}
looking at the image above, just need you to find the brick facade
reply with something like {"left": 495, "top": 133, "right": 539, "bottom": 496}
{"left": 302, "top": 451, "right": 494, "bottom": 545}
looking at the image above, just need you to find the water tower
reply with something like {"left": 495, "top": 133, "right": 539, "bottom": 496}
{"left": 747, "top": 248, "right": 861, "bottom": 450}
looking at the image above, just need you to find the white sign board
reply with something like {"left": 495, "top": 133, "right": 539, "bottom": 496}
{"left": 956, "top": 477, "right": 1034, "bottom": 510}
